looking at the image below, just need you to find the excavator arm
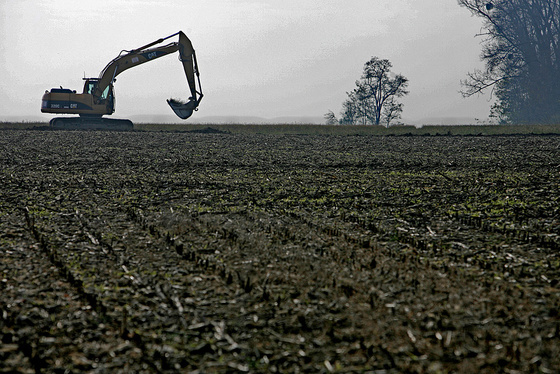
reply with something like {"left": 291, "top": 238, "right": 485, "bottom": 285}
{"left": 94, "top": 31, "right": 203, "bottom": 119}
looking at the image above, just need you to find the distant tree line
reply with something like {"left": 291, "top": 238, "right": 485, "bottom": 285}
{"left": 458, "top": 0, "right": 560, "bottom": 124}
{"left": 329, "top": 1, "right": 560, "bottom": 126}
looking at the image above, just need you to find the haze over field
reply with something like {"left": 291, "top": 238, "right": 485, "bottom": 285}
{"left": 1, "top": 0, "right": 493, "bottom": 124}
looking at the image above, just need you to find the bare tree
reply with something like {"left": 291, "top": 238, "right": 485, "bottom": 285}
{"left": 341, "top": 57, "right": 408, "bottom": 127}
{"left": 382, "top": 98, "right": 404, "bottom": 127}
{"left": 458, "top": 0, "right": 560, "bottom": 124}
{"left": 323, "top": 110, "right": 339, "bottom": 125}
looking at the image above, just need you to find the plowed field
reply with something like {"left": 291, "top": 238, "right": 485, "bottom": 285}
{"left": 1, "top": 130, "right": 559, "bottom": 373}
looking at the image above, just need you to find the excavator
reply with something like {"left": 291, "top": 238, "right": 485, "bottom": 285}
{"left": 41, "top": 31, "right": 202, "bottom": 129}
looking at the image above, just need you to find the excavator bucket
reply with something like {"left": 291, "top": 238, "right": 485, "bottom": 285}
{"left": 167, "top": 98, "right": 199, "bottom": 119}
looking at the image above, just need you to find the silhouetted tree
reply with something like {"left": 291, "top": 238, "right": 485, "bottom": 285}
{"left": 324, "top": 110, "right": 339, "bottom": 125}
{"left": 340, "top": 57, "right": 408, "bottom": 127}
{"left": 458, "top": 0, "right": 560, "bottom": 124}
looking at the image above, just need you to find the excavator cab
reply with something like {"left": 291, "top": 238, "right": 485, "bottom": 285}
{"left": 84, "top": 80, "right": 97, "bottom": 95}
{"left": 83, "top": 78, "right": 112, "bottom": 100}
{"left": 82, "top": 78, "right": 115, "bottom": 115}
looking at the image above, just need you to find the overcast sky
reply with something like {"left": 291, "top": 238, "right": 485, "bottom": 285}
{"left": 1, "top": 0, "right": 493, "bottom": 124}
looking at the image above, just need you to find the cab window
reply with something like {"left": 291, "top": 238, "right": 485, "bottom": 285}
{"left": 87, "top": 82, "right": 96, "bottom": 94}
{"left": 101, "top": 86, "right": 111, "bottom": 100}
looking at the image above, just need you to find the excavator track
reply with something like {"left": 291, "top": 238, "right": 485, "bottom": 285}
{"left": 50, "top": 117, "right": 134, "bottom": 130}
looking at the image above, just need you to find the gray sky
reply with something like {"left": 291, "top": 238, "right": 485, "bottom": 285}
{"left": 1, "top": 0, "right": 493, "bottom": 124}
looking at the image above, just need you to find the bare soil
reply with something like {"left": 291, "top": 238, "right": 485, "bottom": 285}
{"left": 1, "top": 130, "right": 559, "bottom": 373}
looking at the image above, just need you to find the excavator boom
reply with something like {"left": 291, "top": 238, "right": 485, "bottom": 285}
{"left": 95, "top": 31, "right": 202, "bottom": 111}
{"left": 41, "top": 31, "right": 202, "bottom": 128}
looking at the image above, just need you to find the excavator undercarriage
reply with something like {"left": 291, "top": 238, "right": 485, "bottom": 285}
{"left": 49, "top": 117, "right": 134, "bottom": 130}
{"left": 41, "top": 31, "right": 202, "bottom": 130}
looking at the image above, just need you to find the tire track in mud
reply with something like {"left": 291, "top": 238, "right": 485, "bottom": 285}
{"left": 125, "top": 206, "right": 388, "bottom": 371}
{"left": 47, "top": 205, "right": 376, "bottom": 369}
{"left": 20, "top": 203, "right": 256, "bottom": 372}
{"left": 127, "top": 196, "right": 467, "bottom": 371}
{"left": 133, "top": 204, "right": 537, "bottom": 373}
{"left": 20, "top": 198, "right": 348, "bottom": 371}
{"left": 6, "top": 194, "right": 557, "bottom": 373}
{"left": 269, "top": 206, "right": 560, "bottom": 373}
{"left": 151, "top": 168, "right": 560, "bottom": 373}
{"left": 16, "top": 205, "right": 167, "bottom": 373}
{"left": 120, "top": 160, "right": 560, "bottom": 372}
{"left": 1, "top": 205, "right": 143, "bottom": 373}
{"left": 127, "top": 207, "right": 396, "bottom": 371}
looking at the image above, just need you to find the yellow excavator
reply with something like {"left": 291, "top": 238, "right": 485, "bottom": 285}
{"left": 41, "top": 31, "right": 202, "bottom": 129}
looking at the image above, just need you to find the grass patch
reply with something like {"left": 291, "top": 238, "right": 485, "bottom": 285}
{"left": 0, "top": 121, "right": 50, "bottom": 130}
{"left": 3, "top": 121, "right": 560, "bottom": 135}
{"left": 120, "top": 123, "right": 560, "bottom": 135}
